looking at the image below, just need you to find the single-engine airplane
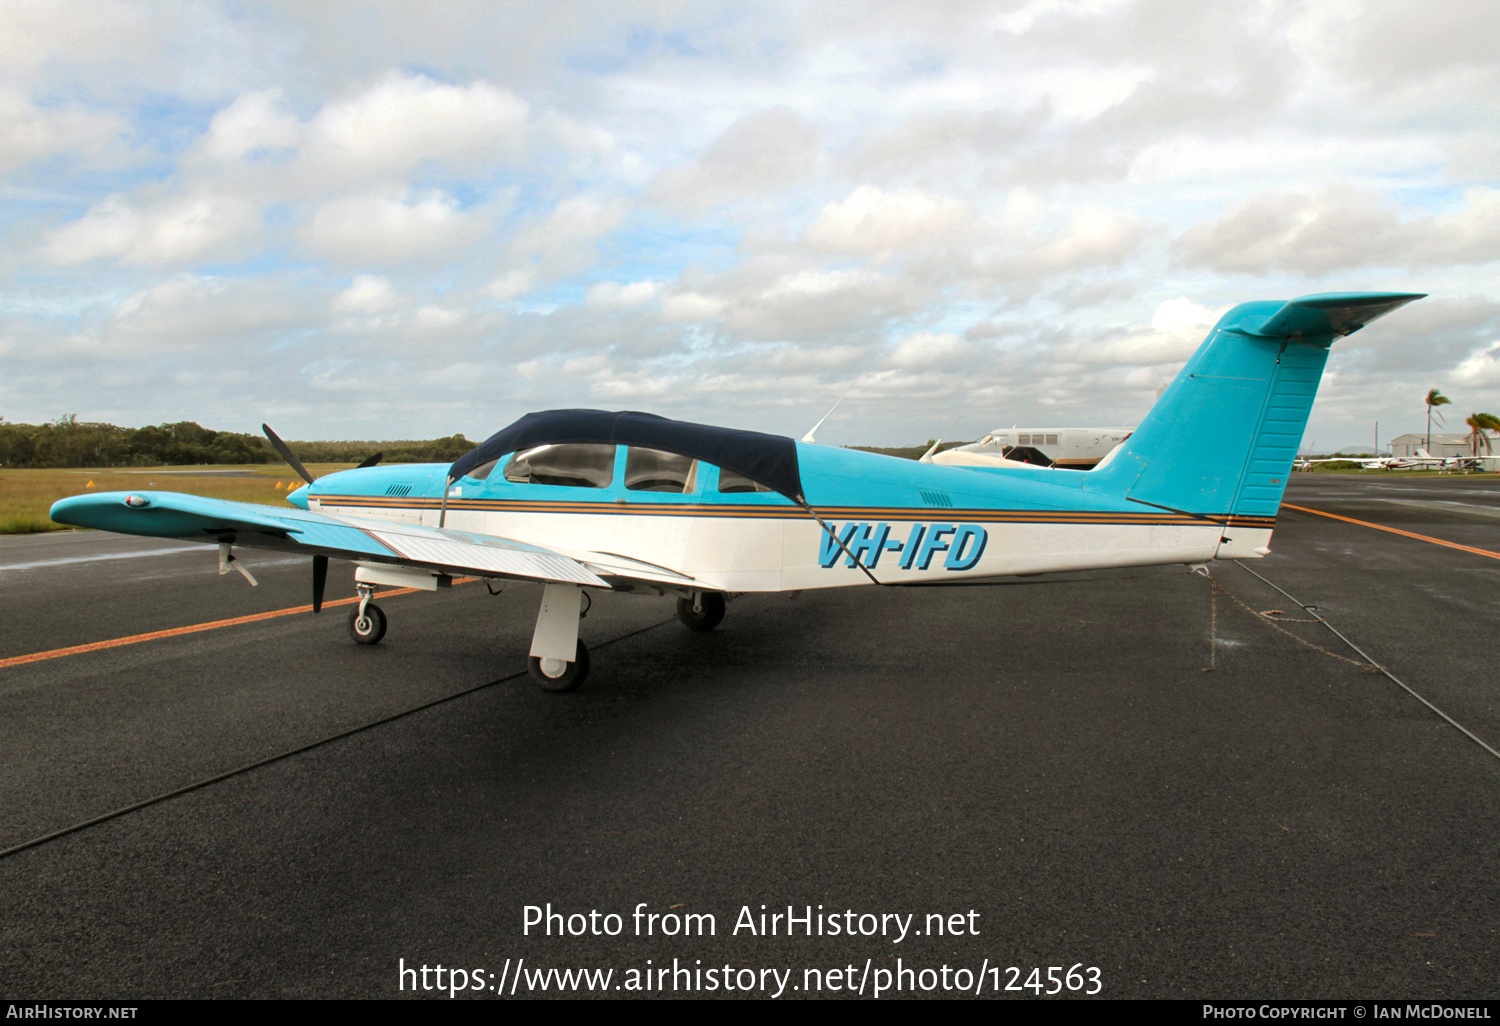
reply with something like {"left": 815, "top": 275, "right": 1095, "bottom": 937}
{"left": 51, "top": 291, "right": 1424, "bottom": 692}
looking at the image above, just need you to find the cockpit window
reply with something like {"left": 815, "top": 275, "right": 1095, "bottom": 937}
{"left": 718, "top": 466, "right": 774, "bottom": 494}
{"left": 466, "top": 459, "right": 499, "bottom": 481}
{"left": 503, "top": 443, "right": 616, "bottom": 488}
{"left": 625, "top": 447, "right": 698, "bottom": 493}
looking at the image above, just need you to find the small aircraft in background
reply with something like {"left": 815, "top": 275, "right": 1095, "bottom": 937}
{"left": 52, "top": 291, "right": 1424, "bottom": 692}
{"left": 932, "top": 426, "right": 1133, "bottom": 472}
{"left": 1294, "top": 449, "right": 1493, "bottom": 471}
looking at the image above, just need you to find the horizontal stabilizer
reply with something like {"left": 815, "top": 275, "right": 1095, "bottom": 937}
{"left": 1227, "top": 292, "right": 1426, "bottom": 340}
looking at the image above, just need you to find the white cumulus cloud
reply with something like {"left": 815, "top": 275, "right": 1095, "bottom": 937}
{"left": 1174, "top": 185, "right": 1500, "bottom": 274}
{"left": 485, "top": 269, "right": 536, "bottom": 301}
{"left": 1452, "top": 341, "right": 1500, "bottom": 388}
{"left": 44, "top": 193, "right": 261, "bottom": 266}
{"left": 586, "top": 280, "right": 661, "bottom": 309}
{"left": 1029, "top": 207, "right": 1143, "bottom": 270}
{"left": 201, "top": 89, "right": 300, "bottom": 162}
{"left": 650, "top": 107, "right": 820, "bottom": 214}
{"left": 660, "top": 291, "right": 727, "bottom": 323}
{"left": 302, "top": 189, "right": 485, "bottom": 263}
{"left": 804, "top": 185, "right": 972, "bottom": 259}
{"left": 0, "top": 88, "right": 125, "bottom": 173}
{"left": 303, "top": 72, "right": 528, "bottom": 182}
{"left": 887, "top": 331, "right": 971, "bottom": 369}
{"left": 331, "top": 275, "right": 401, "bottom": 314}
{"left": 508, "top": 194, "right": 627, "bottom": 278}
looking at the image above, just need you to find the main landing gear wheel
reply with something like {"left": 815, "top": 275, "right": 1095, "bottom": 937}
{"left": 529, "top": 639, "right": 590, "bottom": 692}
{"left": 676, "top": 592, "right": 725, "bottom": 632}
{"left": 347, "top": 602, "right": 387, "bottom": 645}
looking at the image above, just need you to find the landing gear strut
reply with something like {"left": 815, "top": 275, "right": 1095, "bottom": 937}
{"left": 528, "top": 583, "right": 590, "bottom": 692}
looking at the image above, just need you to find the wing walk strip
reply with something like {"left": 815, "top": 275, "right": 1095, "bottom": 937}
{"left": 0, "top": 585, "right": 443, "bottom": 670}
{"left": 1280, "top": 503, "right": 1500, "bottom": 561}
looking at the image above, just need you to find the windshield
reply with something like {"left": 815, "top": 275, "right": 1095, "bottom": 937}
{"left": 503, "top": 443, "right": 617, "bottom": 488}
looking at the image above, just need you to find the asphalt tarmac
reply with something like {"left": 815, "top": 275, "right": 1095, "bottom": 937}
{"left": 2, "top": 474, "right": 1499, "bottom": 1000}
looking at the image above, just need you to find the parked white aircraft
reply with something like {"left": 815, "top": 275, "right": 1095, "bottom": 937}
{"left": 933, "top": 427, "right": 1133, "bottom": 471}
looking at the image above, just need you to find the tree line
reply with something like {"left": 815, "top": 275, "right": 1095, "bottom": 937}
{"left": 0, "top": 416, "right": 475, "bottom": 468}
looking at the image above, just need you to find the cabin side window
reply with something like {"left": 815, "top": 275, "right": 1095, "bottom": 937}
{"left": 625, "top": 447, "right": 699, "bottom": 493}
{"left": 718, "top": 466, "right": 773, "bottom": 493}
{"left": 503, "top": 443, "right": 617, "bottom": 488}
{"left": 466, "top": 459, "right": 499, "bottom": 481}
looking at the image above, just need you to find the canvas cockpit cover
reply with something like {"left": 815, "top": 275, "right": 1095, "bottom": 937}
{"left": 448, "top": 409, "right": 805, "bottom": 501}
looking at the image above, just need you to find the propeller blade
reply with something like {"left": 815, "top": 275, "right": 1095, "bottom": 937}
{"left": 312, "top": 555, "right": 328, "bottom": 614}
{"left": 355, "top": 452, "right": 384, "bottom": 469}
{"left": 262, "top": 423, "right": 314, "bottom": 484}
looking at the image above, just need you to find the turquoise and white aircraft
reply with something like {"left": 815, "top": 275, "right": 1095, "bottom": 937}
{"left": 51, "top": 292, "right": 1424, "bottom": 692}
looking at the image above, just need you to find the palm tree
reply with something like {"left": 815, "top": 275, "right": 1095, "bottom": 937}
{"left": 1465, "top": 413, "right": 1500, "bottom": 456}
{"left": 1425, "top": 388, "right": 1451, "bottom": 451}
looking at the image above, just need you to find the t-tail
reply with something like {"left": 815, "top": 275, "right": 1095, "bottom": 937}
{"left": 1082, "top": 292, "right": 1425, "bottom": 558}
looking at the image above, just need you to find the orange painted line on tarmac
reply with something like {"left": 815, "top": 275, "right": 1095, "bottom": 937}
{"left": 0, "top": 578, "right": 477, "bottom": 670}
{"left": 1280, "top": 503, "right": 1500, "bottom": 562}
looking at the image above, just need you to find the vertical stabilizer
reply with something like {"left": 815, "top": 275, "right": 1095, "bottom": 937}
{"left": 1083, "top": 293, "right": 1424, "bottom": 531}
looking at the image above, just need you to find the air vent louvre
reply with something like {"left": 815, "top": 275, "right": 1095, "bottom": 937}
{"left": 385, "top": 483, "right": 413, "bottom": 496}
{"left": 919, "top": 489, "right": 953, "bottom": 507}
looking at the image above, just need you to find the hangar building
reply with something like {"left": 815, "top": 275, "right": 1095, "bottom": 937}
{"left": 1388, "top": 432, "right": 1500, "bottom": 457}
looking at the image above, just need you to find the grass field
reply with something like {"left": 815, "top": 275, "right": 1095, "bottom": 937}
{"left": 0, "top": 465, "right": 355, "bottom": 534}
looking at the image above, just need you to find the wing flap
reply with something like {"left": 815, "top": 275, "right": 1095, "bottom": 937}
{"left": 363, "top": 530, "right": 605, "bottom": 586}
{"left": 574, "top": 550, "right": 700, "bottom": 586}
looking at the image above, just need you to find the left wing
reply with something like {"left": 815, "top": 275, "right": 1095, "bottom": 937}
{"left": 50, "top": 491, "right": 607, "bottom": 587}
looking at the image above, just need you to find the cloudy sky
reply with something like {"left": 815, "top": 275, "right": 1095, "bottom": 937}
{"left": 1, "top": 0, "right": 1497, "bottom": 449}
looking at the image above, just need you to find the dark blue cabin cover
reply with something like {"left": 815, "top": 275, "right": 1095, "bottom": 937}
{"left": 449, "top": 409, "right": 805, "bottom": 502}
